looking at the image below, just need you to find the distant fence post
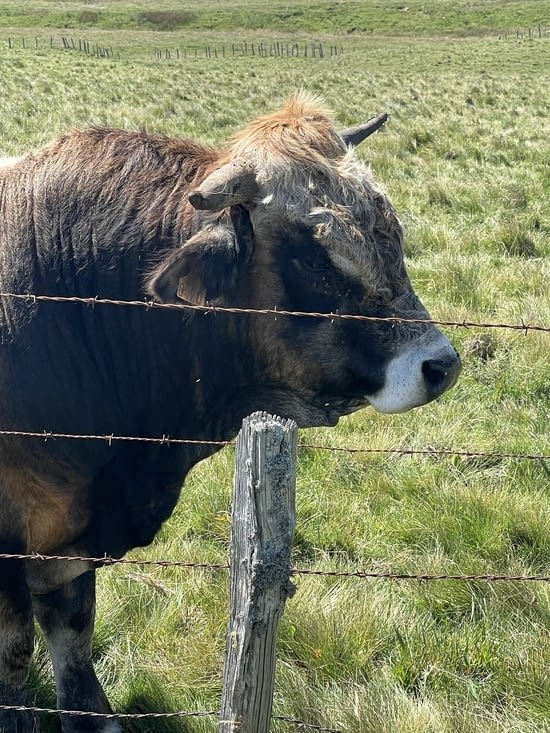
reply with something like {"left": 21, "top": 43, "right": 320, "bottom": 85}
{"left": 219, "top": 412, "right": 297, "bottom": 733}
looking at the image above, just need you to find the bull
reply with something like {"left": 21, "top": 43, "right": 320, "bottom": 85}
{"left": 0, "top": 93, "right": 460, "bottom": 732}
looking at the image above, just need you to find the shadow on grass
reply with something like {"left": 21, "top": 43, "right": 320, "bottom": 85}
{"left": 27, "top": 663, "right": 59, "bottom": 733}
{"left": 27, "top": 664, "right": 210, "bottom": 733}
{"left": 122, "top": 682, "right": 213, "bottom": 733}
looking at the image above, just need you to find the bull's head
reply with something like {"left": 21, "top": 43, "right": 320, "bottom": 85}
{"left": 150, "top": 93, "right": 460, "bottom": 425}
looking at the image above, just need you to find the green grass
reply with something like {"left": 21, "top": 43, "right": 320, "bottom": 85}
{"left": 0, "top": 0, "right": 547, "bottom": 36}
{"left": 1, "top": 2, "right": 549, "bottom": 731}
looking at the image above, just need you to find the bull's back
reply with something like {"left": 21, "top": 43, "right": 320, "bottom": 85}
{"left": 0, "top": 129, "right": 209, "bottom": 459}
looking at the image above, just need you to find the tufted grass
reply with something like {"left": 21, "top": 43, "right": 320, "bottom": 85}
{"left": 1, "top": 3, "right": 549, "bottom": 732}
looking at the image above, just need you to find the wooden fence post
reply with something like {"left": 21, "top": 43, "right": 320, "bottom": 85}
{"left": 219, "top": 412, "right": 297, "bottom": 733}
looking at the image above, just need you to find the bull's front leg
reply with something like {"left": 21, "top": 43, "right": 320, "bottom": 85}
{"left": 0, "top": 550, "right": 37, "bottom": 733}
{"left": 32, "top": 570, "right": 121, "bottom": 733}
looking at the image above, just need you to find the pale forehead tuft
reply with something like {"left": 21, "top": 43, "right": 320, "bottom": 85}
{"left": 229, "top": 95, "right": 402, "bottom": 283}
{"left": 227, "top": 96, "right": 385, "bottom": 218}
{"left": 228, "top": 91, "right": 345, "bottom": 164}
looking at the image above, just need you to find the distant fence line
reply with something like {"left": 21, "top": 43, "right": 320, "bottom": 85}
{"left": 4, "top": 26, "right": 549, "bottom": 61}
{"left": 5, "top": 35, "right": 117, "bottom": 58}
{"left": 62, "top": 35, "right": 117, "bottom": 59}
{"left": 154, "top": 41, "right": 344, "bottom": 60}
{"left": 2, "top": 35, "right": 343, "bottom": 61}
{"left": 498, "top": 25, "right": 549, "bottom": 40}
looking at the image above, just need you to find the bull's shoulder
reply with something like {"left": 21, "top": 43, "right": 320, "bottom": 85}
{"left": 2, "top": 129, "right": 219, "bottom": 213}
{"left": 33, "top": 127, "right": 217, "bottom": 172}
{"left": 0, "top": 128, "right": 218, "bottom": 262}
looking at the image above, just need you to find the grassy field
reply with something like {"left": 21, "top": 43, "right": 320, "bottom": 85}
{"left": 0, "top": 0, "right": 547, "bottom": 35}
{"left": 1, "top": 1, "right": 549, "bottom": 732}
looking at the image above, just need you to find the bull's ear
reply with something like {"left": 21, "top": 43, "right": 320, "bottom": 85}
{"left": 149, "top": 225, "right": 239, "bottom": 305}
{"left": 149, "top": 208, "right": 254, "bottom": 305}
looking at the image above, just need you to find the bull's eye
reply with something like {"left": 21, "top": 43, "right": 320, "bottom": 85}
{"left": 279, "top": 232, "right": 362, "bottom": 314}
{"left": 293, "top": 257, "right": 330, "bottom": 275}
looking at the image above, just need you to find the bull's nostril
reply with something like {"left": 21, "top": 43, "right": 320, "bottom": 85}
{"left": 422, "top": 356, "right": 461, "bottom": 396}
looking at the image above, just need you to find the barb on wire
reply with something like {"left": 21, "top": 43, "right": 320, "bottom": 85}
{"left": 292, "top": 568, "right": 550, "bottom": 583}
{"left": 0, "top": 291, "right": 548, "bottom": 333}
{"left": 0, "top": 427, "right": 231, "bottom": 448}
{"left": 0, "top": 552, "right": 229, "bottom": 570}
{"left": 0, "top": 704, "right": 216, "bottom": 721}
{"left": 0, "top": 705, "right": 341, "bottom": 732}
{"left": 300, "top": 444, "right": 550, "bottom": 461}
{"left": 0, "top": 428, "right": 547, "bottom": 462}
{"left": 2, "top": 552, "right": 550, "bottom": 583}
{"left": 272, "top": 715, "right": 342, "bottom": 732}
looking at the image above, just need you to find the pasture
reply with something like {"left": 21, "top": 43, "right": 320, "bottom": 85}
{"left": 0, "top": 1, "right": 549, "bottom": 731}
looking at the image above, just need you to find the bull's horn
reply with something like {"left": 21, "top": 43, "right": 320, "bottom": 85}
{"left": 338, "top": 112, "right": 389, "bottom": 147}
{"left": 188, "top": 160, "right": 258, "bottom": 211}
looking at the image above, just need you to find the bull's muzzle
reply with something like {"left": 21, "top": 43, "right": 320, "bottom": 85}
{"left": 367, "top": 332, "right": 461, "bottom": 414}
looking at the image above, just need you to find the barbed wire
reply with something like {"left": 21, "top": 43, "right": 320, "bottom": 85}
{"left": 1, "top": 291, "right": 548, "bottom": 333}
{"left": 0, "top": 427, "right": 230, "bottom": 448}
{"left": 0, "top": 704, "right": 342, "bottom": 732}
{"left": 273, "top": 716, "right": 342, "bottom": 732}
{"left": 0, "top": 704, "right": 216, "bottom": 722}
{"left": 303, "top": 445, "right": 550, "bottom": 461}
{"left": 293, "top": 568, "right": 550, "bottom": 583}
{"left": 0, "top": 552, "right": 229, "bottom": 570}
{"left": 0, "top": 428, "right": 547, "bottom": 462}
{"left": 2, "top": 552, "right": 549, "bottom": 583}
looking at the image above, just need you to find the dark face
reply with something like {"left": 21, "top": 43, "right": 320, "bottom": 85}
{"left": 150, "top": 197, "right": 460, "bottom": 427}
{"left": 150, "top": 104, "right": 461, "bottom": 427}
{"left": 242, "top": 201, "right": 460, "bottom": 424}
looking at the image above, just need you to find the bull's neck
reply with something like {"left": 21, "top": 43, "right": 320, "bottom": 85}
{"left": 168, "top": 309, "right": 259, "bottom": 443}
{"left": 167, "top": 208, "right": 261, "bottom": 441}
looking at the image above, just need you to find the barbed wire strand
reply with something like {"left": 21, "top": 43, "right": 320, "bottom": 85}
{"left": 0, "top": 704, "right": 342, "bottom": 732}
{"left": 0, "top": 428, "right": 230, "bottom": 448}
{"left": 272, "top": 716, "right": 342, "bottom": 732}
{"left": 1, "top": 291, "right": 548, "bottom": 333}
{"left": 1, "top": 552, "right": 549, "bottom": 583}
{"left": 0, "top": 429, "right": 547, "bottom": 462}
{"left": 0, "top": 552, "right": 229, "bottom": 570}
{"left": 0, "top": 705, "right": 216, "bottom": 721}
{"left": 303, "top": 445, "right": 549, "bottom": 461}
